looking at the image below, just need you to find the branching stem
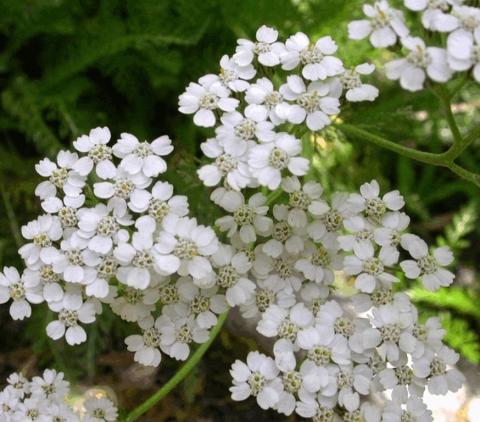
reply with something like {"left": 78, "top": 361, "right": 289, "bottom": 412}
{"left": 336, "top": 89, "right": 480, "bottom": 188}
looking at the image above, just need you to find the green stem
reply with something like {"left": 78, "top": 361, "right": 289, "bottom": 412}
{"left": 336, "top": 123, "right": 443, "bottom": 165}
{"left": 441, "top": 124, "right": 480, "bottom": 162}
{"left": 336, "top": 123, "right": 480, "bottom": 188}
{"left": 123, "top": 311, "right": 228, "bottom": 422}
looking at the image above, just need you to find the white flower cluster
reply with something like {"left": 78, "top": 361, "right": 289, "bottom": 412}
{"left": 0, "top": 369, "right": 118, "bottom": 421}
{"left": 179, "top": 26, "right": 464, "bottom": 421}
{"left": 0, "top": 21, "right": 466, "bottom": 422}
{"left": 0, "top": 128, "right": 229, "bottom": 366}
{"left": 179, "top": 25, "right": 379, "bottom": 192}
{"left": 348, "top": 0, "right": 480, "bottom": 90}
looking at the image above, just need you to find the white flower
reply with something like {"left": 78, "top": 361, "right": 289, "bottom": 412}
{"left": 218, "top": 54, "right": 256, "bottom": 92}
{"left": 281, "top": 33, "right": 344, "bottom": 81}
{"left": 40, "top": 193, "right": 85, "bottom": 228}
{"left": 248, "top": 133, "right": 309, "bottom": 190}
{"left": 30, "top": 369, "right": 69, "bottom": 402}
{"left": 176, "top": 277, "right": 228, "bottom": 329}
{"left": 215, "top": 108, "right": 274, "bottom": 155}
{"left": 239, "top": 276, "right": 296, "bottom": 319}
{"left": 378, "top": 363, "right": 426, "bottom": 404}
{"left": 110, "top": 285, "right": 159, "bottom": 322}
{"left": 299, "top": 282, "right": 330, "bottom": 316}
{"left": 154, "top": 216, "right": 218, "bottom": 285}
{"left": 274, "top": 356, "right": 329, "bottom": 415}
{"left": 12, "top": 397, "right": 49, "bottom": 422}
{"left": 83, "top": 397, "right": 118, "bottom": 422}
{"left": 295, "top": 237, "right": 343, "bottom": 286}
{"left": 112, "top": 133, "right": 173, "bottom": 178}
{"left": 19, "top": 215, "right": 62, "bottom": 267}
{"left": 382, "top": 397, "right": 433, "bottom": 422}
{"left": 216, "top": 192, "right": 272, "bottom": 243}
{"left": 0, "top": 267, "right": 43, "bottom": 320}
{"left": 258, "top": 252, "right": 303, "bottom": 292}
{"left": 211, "top": 245, "right": 255, "bottom": 306}
{"left": 446, "top": 6, "right": 480, "bottom": 62}
{"left": 279, "top": 75, "right": 340, "bottom": 131}
{"left": 371, "top": 303, "right": 415, "bottom": 361}
{"left": 6, "top": 372, "right": 30, "bottom": 398}
{"left": 348, "top": 179, "right": 404, "bottom": 220}
{"left": 296, "top": 396, "right": 335, "bottom": 420}
{"left": 344, "top": 242, "right": 399, "bottom": 293}
{"left": 257, "top": 303, "right": 314, "bottom": 347}
{"left": 197, "top": 137, "right": 252, "bottom": 190}
{"left": 35, "top": 150, "right": 84, "bottom": 199}
{"left": 348, "top": 0, "right": 409, "bottom": 48}
{"left": 400, "top": 234, "right": 455, "bottom": 290}
{"left": 178, "top": 74, "right": 239, "bottom": 127}
{"left": 46, "top": 293, "right": 96, "bottom": 345}
{"left": 75, "top": 203, "right": 130, "bottom": 255}
{"left": 73, "top": 127, "right": 116, "bottom": 179}
{"left": 46, "top": 403, "right": 79, "bottom": 422}
{"left": 50, "top": 237, "right": 90, "bottom": 284}
{"left": 129, "top": 180, "right": 189, "bottom": 223}
{"left": 352, "top": 288, "right": 411, "bottom": 313}
{"left": 334, "top": 364, "right": 373, "bottom": 412}
{"left": 281, "top": 176, "right": 329, "bottom": 228}
{"left": 245, "top": 77, "right": 286, "bottom": 125}
{"left": 297, "top": 324, "right": 352, "bottom": 366}
{"left": 448, "top": 29, "right": 480, "bottom": 81}
{"left": 385, "top": 37, "right": 453, "bottom": 92}
{"left": 81, "top": 253, "right": 119, "bottom": 299}
{"left": 405, "top": 0, "right": 459, "bottom": 31}
{"left": 229, "top": 351, "right": 283, "bottom": 410}
{"left": 125, "top": 317, "right": 162, "bottom": 367}
{"left": 262, "top": 204, "right": 306, "bottom": 258}
{"left": 158, "top": 306, "right": 209, "bottom": 360}
{"left": 374, "top": 211, "right": 410, "bottom": 250}
{"left": 0, "top": 386, "right": 19, "bottom": 418}
{"left": 338, "top": 215, "right": 375, "bottom": 252}
{"left": 93, "top": 166, "right": 151, "bottom": 212}
{"left": 339, "top": 63, "right": 379, "bottom": 102}
{"left": 399, "top": 317, "right": 446, "bottom": 359}
{"left": 114, "top": 231, "right": 163, "bottom": 290}
{"left": 233, "top": 25, "right": 285, "bottom": 67}
{"left": 413, "top": 346, "right": 464, "bottom": 395}
{"left": 316, "top": 300, "right": 356, "bottom": 340}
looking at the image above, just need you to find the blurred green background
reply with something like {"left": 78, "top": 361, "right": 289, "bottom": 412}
{"left": 0, "top": 0, "right": 479, "bottom": 420}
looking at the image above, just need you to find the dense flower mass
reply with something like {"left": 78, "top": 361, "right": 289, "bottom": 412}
{"left": 0, "top": 369, "right": 118, "bottom": 421}
{"left": 0, "top": 17, "right": 468, "bottom": 422}
{"left": 178, "top": 23, "right": 465, "bottom": 422}
{"left": 348, "top": 0, "right": 480, "bottom": 90}
{"left": 1, "top": 128, "right": 228, "bottom": 366}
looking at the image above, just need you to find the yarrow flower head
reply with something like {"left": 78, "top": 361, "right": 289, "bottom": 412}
{"left": 348, "top": 0, "right": 409, "bottom": 48}
{"left": 0, "top": 369, "right": 118, "bottom": 422}
{"left": 0, "top": 19, "right": 468, "bottom": 421}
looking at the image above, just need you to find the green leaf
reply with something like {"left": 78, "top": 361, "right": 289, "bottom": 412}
{"left": 409, "top": 286, "right": 480, "bottom": 319}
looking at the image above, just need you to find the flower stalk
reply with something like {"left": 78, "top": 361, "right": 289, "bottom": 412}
{"left": 336, "top": 119, "right": 480, "bottom": 188}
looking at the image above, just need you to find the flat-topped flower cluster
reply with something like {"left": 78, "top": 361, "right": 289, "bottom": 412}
{"left": 178, "top": 24, "right": 464, "bottom": 422}
{"left": 0, "top": 21, "right": 467, "bottom": 422}
{"left": 0, "top": 127, "right": 229, "bottom": 366}
{"left": 348, "top": 0, "right": 480, "bottom": 91}
{"left": 0, "top": 369, "right": 118, "bottom": 421}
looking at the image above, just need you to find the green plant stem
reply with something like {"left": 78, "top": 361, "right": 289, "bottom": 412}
{"left": 442, "top": 123, "right": 480, "bottom": 162}
{"left": 336, "top": 123, "right": 443, "bottom": 165}
{"left": 336, "top": 123, "right": 480, "bottom": 188}
{"left": 123, "top": 311, "right": 228, "bottom": 422}
{"left": 434, "top": 85, "right": 463, "bottom": 145}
